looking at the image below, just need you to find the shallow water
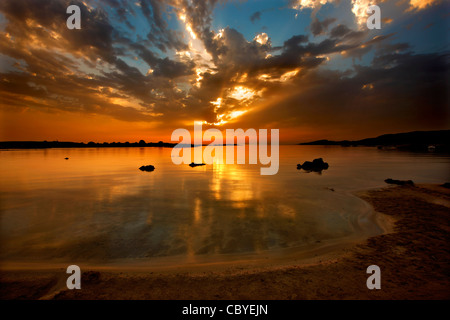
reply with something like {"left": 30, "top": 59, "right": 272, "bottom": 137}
{"left": 0, "top": 145, "right": 449, "bottom": 266}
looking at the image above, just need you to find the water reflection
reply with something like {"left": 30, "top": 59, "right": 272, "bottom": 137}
{"left": 0, "top": 146, "right": 448, "bottom": 265}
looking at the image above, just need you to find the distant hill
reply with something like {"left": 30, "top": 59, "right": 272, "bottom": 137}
{"left": 0, "top": 140, "right": 177, "bottom": 149}
{"left": 299, "top": 130, "right": 450, "bottom": 152}
{"left": 0, "top": 140, "right": 236, "bottom": 149}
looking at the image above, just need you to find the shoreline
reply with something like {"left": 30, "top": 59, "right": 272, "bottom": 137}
{"left": 0, "top": 192, "right": 389, "bottom": 274}
{"left": 1, "top": 184, "right": 449, "bottom": 299}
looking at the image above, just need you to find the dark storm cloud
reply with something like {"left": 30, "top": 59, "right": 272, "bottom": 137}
{"left": 180, "top": 25, "right": 367, "bottom": 125}
{"left": 152, "top": 57, "right": 194, "bottom": 77}
{"left": 329, "top": 24, "right": 367, "bottom": 43}
{"left": 139, "top": 0, "right": 187, "bottom": 52}
{"left": 0, "top": 0, "right": 197, "bottom": 123}
{"left": 130, "top": 42, "right": 195, "bottom": 78}
{"left": 176, "top": 0, "right": 223, "bottom": 60}
{"left": 250, "top": 11, "right": 261, "bottom": 23}
{"left": 202, "top": 29, "right": 344, "bottom": 77}
{"left": 330, "top": 24, "right": 351, "bottom": 38}
{"left": 230, "top": 51, "right": 449, "bottom": 139}
{"left": 101, "top": 0, "right": 137, "bottom": 30}
{"left": 310, "top": 17, "right": 336, "bottom": 36}
{"left": 0, "top": 0, "right": 117, "bottom": 63}
{"left": 0, "top": 0, "right": 448, "bottom": 137}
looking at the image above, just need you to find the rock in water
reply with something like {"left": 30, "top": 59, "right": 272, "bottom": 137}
{"left": 384, "top": 178, "right": 414, "bottom": 186}
{"left": 297, "top": 158, "right": 329, "bottom": 172}
{"left": 189, "top": 162, "right": 206, "bottom": 167}
{"left": 139, "top": 165, "right": 155, "bottom": 172}
{"left": 312, "top": 158, "right": 329, "bottom": 169}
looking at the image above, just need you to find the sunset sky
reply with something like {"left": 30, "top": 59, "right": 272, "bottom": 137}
{"left": 0, "top": 0, "right": 448, "bottom": 143}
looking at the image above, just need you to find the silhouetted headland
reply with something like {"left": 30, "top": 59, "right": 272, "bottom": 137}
{"left": 299, "top": 130, "right": 450, "bottom": 153}
{"left": 0, "top": 140, "right": 177, "bottom": 149}
{"left": 0, "top": 140, "right": 240, "bottom": 149}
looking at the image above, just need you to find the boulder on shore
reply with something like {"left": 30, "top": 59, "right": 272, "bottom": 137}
{"left": 384, "top": 178, "right": 414, "bottom": 186}
{"left": 297, "top": 158, "right": 329, "bottom": 172}
{"left": 139, "top": 165, "right": 155, "bottom": 172}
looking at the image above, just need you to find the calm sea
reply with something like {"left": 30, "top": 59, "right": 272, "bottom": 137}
{"left": 1, "top": 145, "right": 449, "bottom": 266}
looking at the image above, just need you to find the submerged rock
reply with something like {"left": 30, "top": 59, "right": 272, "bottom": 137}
{"left": 139, "top": 165, "right": 155, "bottom": 172}
{"left": 297, "top": 158, "right": 329, "bottom": 172}
{"left": 82, "top": 271, "right": 101, "bottom": 283}
{"left": 189, "top": 162, "right": 206, "bottom": 167}
{"left": 384, "top": 178, "right": 414, "bottom": 186}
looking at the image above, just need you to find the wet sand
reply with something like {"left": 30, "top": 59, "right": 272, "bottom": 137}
{"left": 1, "top": 184, "right": 449, "bottom": 300}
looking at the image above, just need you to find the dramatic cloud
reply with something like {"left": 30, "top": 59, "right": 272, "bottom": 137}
{"left": 250, "top": 11, "right": 261, "bottom": 23}
{"left": 310, "top": 17, "right": 336, "bottom": 36}
{"left": 0, "top": 0, "right": 448, "bottom": 142}
{"left": 408, "top": 0, "right": 442, "bottom": 11}
{"left": 291, "top": 0, "right": 443, "bottom": 28}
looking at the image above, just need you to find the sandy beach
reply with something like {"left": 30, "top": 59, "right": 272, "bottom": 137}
{"left": 1, "top": 183, "right": 449, "bottom": 300}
